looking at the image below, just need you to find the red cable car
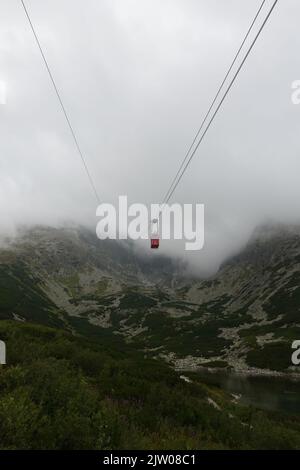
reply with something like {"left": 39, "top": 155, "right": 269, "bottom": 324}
{"left": 151, "top": 238, "right": 159, "bottom": 249}
{"left": 150, "top": 218, "right": 160, "bottom": 249}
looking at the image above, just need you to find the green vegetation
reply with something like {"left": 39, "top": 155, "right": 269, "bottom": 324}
{"left": 246, "top": 342, "right": 292, "bottom": 371}
{"left": 1, "top": 228, "right": 300, "bottom": 449}
{"left": 264, "top": 273, "right": 300, "bottom": 323}
{"left": 0, "top": 321, "right": 300, "bottom": 450}
{"left": 95, "top": 278, "right": 109, "bottom": 295}
{"left": 0, "top": 262, "right": 63, "bottom": 328}
{"left": 203, "top": 360, "right": 228, "bottom": 368}
{"left": 59, "top": 273, "right": 80, "bottom": 297}
{"left": 119, "top": 291, "right": 157, "bottom": 310}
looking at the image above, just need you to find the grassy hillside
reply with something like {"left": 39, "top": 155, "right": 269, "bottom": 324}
{"left": 0, "top": 261, "right": 64, "bottom": 327}
{"left": 0, "top": 321, "right": 300, "bottom": 450}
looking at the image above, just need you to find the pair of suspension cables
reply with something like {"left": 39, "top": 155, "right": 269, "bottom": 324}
{"left": 20, "top": 0, "right": 279, "bottom": 225}
{"left": 158, "top": 0, "right": 278, "bottom": 218}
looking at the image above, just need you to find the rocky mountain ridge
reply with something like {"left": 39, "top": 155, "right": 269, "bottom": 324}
{"left": 0, "top": 224, "right": 299, "bottom": 375}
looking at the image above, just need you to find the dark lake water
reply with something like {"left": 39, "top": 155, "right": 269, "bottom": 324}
{"left": 197, "top": 369, "right": 300, "bottom": 415}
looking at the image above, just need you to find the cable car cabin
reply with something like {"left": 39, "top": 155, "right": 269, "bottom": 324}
{"left": 150, "top": 218, "right": 160, "bottom": 249}
{"left": 151, "top": 238, "right": 159, "bottom": 249}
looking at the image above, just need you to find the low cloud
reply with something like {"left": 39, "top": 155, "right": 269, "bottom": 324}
{"left": 0, "top": 0, "right": 299, "bottom": 273}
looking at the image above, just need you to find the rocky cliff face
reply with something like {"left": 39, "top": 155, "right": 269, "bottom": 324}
{"left": 0, "top": 224, "right": 299, "bottom": 375}
{"left": 181, "top": 225, "right": 300, "bottom": 373}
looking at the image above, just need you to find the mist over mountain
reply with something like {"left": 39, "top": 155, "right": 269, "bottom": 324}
{"left": 1, "top": 0, "right": 300, "bottom": 276}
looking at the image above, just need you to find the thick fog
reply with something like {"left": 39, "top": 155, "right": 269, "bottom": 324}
{"left": 0, "top": 0, "right": 299, "bottom": 274}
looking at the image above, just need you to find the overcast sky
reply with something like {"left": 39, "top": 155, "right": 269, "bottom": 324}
{"left": 0, "top": 0, "right": 299, "bottom": 274}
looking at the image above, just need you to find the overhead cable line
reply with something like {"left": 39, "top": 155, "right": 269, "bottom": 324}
{"left": 160, "top": 0, "right": 267, "bottom": 208}
{"left": 21, "top": 0, "right": 101, "bottom": 204}
{"left": 160, "top": 0, "right": 278, "bottom": 211}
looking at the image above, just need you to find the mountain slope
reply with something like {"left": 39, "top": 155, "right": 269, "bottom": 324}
{"left": 0, "top": 224, "right": 299, "bottom": 375}
{"left": 181, "top": 225, "right": 300, "bottom": 372}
